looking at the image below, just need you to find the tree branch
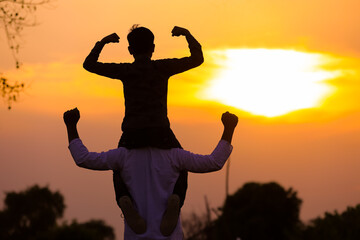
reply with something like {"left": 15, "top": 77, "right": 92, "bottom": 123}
{"left": 0, "top": 0, "right": 53, "bottom": 109}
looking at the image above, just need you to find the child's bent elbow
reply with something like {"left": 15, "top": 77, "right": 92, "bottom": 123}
{"left": 198, "top": 57, "right": 204, "bottom": 66}
{"left": 83, "top": 61, "right": 90, "bottom": 71}
{"left": 192, "top": 56, "right": 204, "bottom": 68}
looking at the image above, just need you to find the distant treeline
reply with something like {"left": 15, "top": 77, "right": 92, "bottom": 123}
{"left": 0, "top": 185, "right": 115, "bottom": 240}
{"left": 182, "top": 182, "right": 360, "bottom": 240}
{"left": 1, "top": 183, "right": 359, "bottom": 240}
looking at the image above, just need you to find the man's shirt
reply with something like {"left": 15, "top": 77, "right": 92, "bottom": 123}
{"left": 69, "top": 139, "right": 232, "bottom": 240}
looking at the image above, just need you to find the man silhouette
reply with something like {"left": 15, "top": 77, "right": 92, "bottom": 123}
{"left": 64, "top": 108, "right": 238, "bottom": 239}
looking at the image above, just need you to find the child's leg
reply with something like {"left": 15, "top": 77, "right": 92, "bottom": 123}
{"left": 113, "top": 133, "right": 147, "bottom": 234}
{"left": 113, "top": 170, "right": 131, "bottom": 208}
{"left": 113, "top": 170, "right": 146, "bottom": 234}
{"left": 160, "top": 171, "right": 188, "bottom": 236}
{"left": 161, "top": 128, "right": 188, "bottom": 208}
{"left": 173, "top": 170, "right": 188, "bottom": 207}
{"left": 158, "top": 128, "right": 188, "bottom": 236}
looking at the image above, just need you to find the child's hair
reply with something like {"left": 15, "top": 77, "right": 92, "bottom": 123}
{"left": 127, "top": 25, "right": 154, "bottom": 54}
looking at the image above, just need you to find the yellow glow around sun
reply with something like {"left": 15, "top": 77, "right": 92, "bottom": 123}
{"left": 202, "top": 49, "right": 341, "bottom": 117}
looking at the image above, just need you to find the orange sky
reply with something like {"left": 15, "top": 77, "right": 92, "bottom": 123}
{"left": 1, "top": 0, "right": 360, "bottom": 239}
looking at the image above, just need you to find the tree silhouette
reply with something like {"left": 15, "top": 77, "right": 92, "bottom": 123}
{"left": 36, "top": 220, "right": 115, "bottom": 240}
{"left": 0, "top": 185, "right": 65, "bottom": 239}
{"left": 183, "top": 181, "right": 360, "bottom": 240}
{"left": 303, "top": 204, "right": 360, "bottom": 240}
{"left": 1, "top": 0, "right": 52, "bottom": 67}
{"left": 182, "top": 196, "right": 219, "bottom": 240}
{"left": 1, "top": 74, "right": 25, "bottom": 109}
{"left": 1, "top": 0, "right": 53, "bottom": 109}
{"left": 209, "top": 182, "right": 303, "bottom": 240}
{"left": 0, "top": 185, "right": 115, "bottom": 240}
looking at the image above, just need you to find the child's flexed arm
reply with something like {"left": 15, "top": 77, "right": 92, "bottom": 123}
{"left": 167, "top": 26, "right": 204, "bottom": 73}
{"left": 83, "top": 33, "right": 121, "bottom": 79}
{"left": 100, "top": 33, "right": 120, "bottom": 44}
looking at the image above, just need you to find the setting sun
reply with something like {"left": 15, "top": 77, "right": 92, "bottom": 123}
{"left": 202, "top": 49, "right": 342, "bottom": 117}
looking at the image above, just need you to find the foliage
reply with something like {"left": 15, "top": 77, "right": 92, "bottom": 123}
{"left": 0, "top": 0, "right": 53, "bottom": 109}
{"left": 303, "top": 204, "right": 360, "bottom": 240}
{"left": 0, "top": 185, "right": 115, "bottom": 240}
{"left": 182, "top": 182, "right": 303, "bottom": 240}
{"left": 1, "top": 75, "right": 25, "bottom": 109}
{"left": 182, "top": 196, "right": 218, "bottom": 240}
{"left": 213, "top": 182, "right": 303, "bottom": 240}
{"left": 1, "top": 0, "right": 52, "bottom": 67}
{"left": 182, "top": 211, "right": 210, "bottom": 240}
{"left": 36, "top": 220, "right": 115, "bottom": 240}
{"left": 183, "top": 181, "right": 360, "bottom": 240}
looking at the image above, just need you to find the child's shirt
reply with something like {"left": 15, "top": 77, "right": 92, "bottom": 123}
{"left": 83, "top": 37, "right": 203, "bottom": 131}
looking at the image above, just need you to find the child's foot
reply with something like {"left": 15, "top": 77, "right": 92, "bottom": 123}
{"left": 160, "top": 194, "right": 180, "bottom": 236}
{"left": 119, "top": 196, "right": 147, "bottom": 234}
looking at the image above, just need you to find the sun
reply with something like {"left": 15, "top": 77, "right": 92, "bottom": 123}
{"left": 202, "top": 49, "right": 341, "bottom": 117}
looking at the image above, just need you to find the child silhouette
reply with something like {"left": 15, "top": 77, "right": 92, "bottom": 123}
{"left": 83, "top": 25, "right": 203, "bottom": 235}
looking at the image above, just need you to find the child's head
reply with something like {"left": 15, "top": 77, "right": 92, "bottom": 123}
{"left": 127, "top": 25, "right": 155, "bottom": 55}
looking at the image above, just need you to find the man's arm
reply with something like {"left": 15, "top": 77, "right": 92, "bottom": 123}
{"left": 174, "top": 112, "right": 238, "bottom": 173}
{"left": 63, "top": 108, "right": 123, "bottom": 170}
{"left": 83, "top": 33, "right": 123, "bottom": 79}
{"left": 221, "top": 111, "right": 238, "bottom": 144}
{"left": 63, "top": 108, "right": 80, "bottom": 143}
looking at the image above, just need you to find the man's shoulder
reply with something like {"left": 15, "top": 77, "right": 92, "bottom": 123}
{"left": 140, "top": 147, "right": 183, "bottom": 159}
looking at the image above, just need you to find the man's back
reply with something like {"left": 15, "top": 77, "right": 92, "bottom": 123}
{"left": 120, "top": 147, "right": 183, "bottom": 239}
{"left": 69, "top": 139, "right": 233, "bottom": 239}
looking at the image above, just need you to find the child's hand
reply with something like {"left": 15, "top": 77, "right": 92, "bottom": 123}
{"left": 221, "top": 111, "right": 238, "bottom": 130}
{"left": 63, "top": 108, "right": 80, "bottom": 126}
{"left": 171, "top": 26, "right": 190, "bottom": 37}
{"left": 101, "top": 33, "right": 120, "bottom": 44}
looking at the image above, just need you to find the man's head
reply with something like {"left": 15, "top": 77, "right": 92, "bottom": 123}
{"left": 127, "top": 25, "right": 155, "bottom": 56}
